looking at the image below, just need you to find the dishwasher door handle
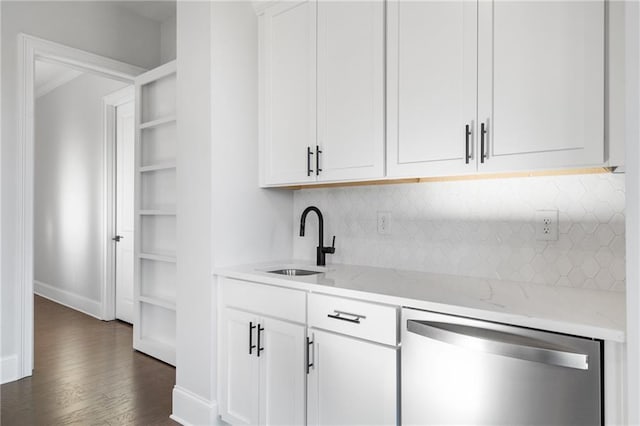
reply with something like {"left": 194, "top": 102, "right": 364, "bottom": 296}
{"left": 407, "top": 320, "right": 589, "bottom": 370}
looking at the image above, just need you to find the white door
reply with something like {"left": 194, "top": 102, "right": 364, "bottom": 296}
{"left": 316, "top": 0, "right": 384, "bottom": 182}
{"left": 259, "top": 317, "right": 306, "bottom": 426}
{"left": 386, "top": 0, "right": 477, "bottom": 178}
{"left": 477, "top": 0, "right": 604, "bottom": 171}
{"left": 307, "top": 329, "right": 398, "bottom": 426}
{"left": 261, "top": 0, "right": 317, "bottom": 185}
{"left": 219, "top": 308, "right": 261, "bottom": 426}
{"left": 115, "top": 100, "right": 135, "bottom": 324}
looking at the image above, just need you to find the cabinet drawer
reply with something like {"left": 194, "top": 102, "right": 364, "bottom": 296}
{"left": 221, "top": 278, "right": 306, "bottom": 323}
{"left": 308, "top": 293, "right": 398, "bottom": 345}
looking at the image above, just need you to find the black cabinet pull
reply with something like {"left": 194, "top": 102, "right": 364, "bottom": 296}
{"left": 327, "top": 310, "right": 365, "bottom": 324}
{"left": 481, "top": 122, "right": 487, "bottom": 163}
{"left": 465, "top": 124, "right": 471, "bottom": 164}
{"left": 249, "top": 322, "right": 256, "bottom": 355}
{"left": 306, "top": 336, "right": 314, "bottom": 374}
{"left": 257, "top": 324, "right": 265, "bottom": 357}
{"left": 307, "top": 146, "right": 313, "bottom": 176}
{"left": 316, "top": 145, "right": 322, "bottom": 176}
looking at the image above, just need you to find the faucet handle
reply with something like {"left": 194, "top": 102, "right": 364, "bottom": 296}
{"left": 325, "top": 236, "right": 336, "bottom": 254}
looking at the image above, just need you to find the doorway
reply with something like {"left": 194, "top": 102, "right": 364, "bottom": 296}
{"left": 114, "top": 99, "right": 135, "bottom": 324}
{"left": 16, "top": 34, "right": 144, "bottom": 377}
{"left": 33, "top": 59, "right": 135, "bottom": 325}
{"left": 104, "top": 87, "right": 136, "bottom": 324}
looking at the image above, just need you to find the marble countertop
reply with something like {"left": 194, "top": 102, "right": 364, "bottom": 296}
{"left": 215, "top": 261, "right": 626, "bottom": 342}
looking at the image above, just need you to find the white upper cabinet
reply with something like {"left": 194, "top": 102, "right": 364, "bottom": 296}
{"left": 261, "top": 1, "right": 316, "bottom": 185}
{"left": 260, "top": 0, "right": 607, "bottom": 186}
{"left": 316, "top": 1, "right": 385, "bottom": 182}
{"left": 387, "top": 0, "right": 477, "bottom": 178}
{"left": 260, "top": 0, "right": 384, "bottom": 186}
{"left": 477, "top": 0, "right": 604, "bottom": 171}
{"left": 389, "top": 0, "right": 605, "bottom": 177}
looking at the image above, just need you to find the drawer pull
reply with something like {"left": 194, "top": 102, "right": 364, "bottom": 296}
{"left": 306, "top": 336, "right": 314, "bottom": 374}
{"left": 327, "top": 310, "right": 366, "bottom": 324}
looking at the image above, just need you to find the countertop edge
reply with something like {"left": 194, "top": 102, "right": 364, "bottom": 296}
{"left": 213, "top": 265, "right": 626, "bottom": 343}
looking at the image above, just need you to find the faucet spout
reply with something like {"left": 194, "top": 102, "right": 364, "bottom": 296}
{"left": 299, "top": 206, "right": 335, "bottom": 266}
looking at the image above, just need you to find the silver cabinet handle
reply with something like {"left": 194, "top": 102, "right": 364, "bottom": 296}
{"left": 407, "top": 320, "right": 589, "bottom": 370}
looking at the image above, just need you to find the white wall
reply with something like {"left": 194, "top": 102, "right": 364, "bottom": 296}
{"left": 625, "top": 0, "right": 640, "bottom": 423}
{"left": 293, "top": 173, "right": 625, "bottom": 291}
{"left": 173, "top": 2, "right": 293, "bottom": 424}
{"left": 161, "top": 16, "right": 177, "bottom": 64}
{"left": 34, "top": 72, "right": 127, "bottom": 316}
{"left": 1, "top": 0, "right": 163, "bottom": 382}
{"left": 174, "top": 1, "right": 214, "bottom": 420}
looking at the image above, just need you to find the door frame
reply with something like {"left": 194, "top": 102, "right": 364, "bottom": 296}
{"left": 102, "top": 86, "right": 135, "bottom": 321}
{"left": 16, "top": 34, "right": 145, "bottom": 379}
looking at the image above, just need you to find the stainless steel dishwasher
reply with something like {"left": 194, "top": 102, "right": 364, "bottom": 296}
{"left": 402, "top": 308, "right": 603, "bottom": 425}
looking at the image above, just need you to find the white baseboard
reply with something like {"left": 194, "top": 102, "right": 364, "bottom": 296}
{"left": 34, "top": 280, "right": 102, "bottom": 319}
{"left": 1, "top": 355, "right": 19, "bottom": 384}
{"left": 171, "top": 385, "right": 220, "bottom": 425}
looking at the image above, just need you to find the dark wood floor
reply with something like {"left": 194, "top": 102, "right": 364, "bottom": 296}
{"left": 1, "top": 296, "right": 177, "bottom": 425}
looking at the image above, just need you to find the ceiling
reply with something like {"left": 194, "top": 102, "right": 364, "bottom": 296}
{"left": 118, "top": 1, "right": 176, "bottom": 24}
{"left": 35, "top": 1, "right": 176, "bottom": 97}
{"left": 35, "top": 61, "right": 83, "bottom": 99}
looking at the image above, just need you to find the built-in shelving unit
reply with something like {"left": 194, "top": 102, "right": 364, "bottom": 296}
{"left": 140, "top": 115, "right": 177, "bottom": 129}
{"left": 139, "top": 162, "right": 177, "bottom": 173}
{"left": 134, "top": 60, "right": 177, "bottom": 366}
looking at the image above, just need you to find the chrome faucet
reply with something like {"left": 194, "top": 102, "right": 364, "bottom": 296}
{"left": 299, "top": 206, "right": 335, "bottom": 266}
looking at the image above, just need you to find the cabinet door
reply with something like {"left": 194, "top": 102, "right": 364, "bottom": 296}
{"left": 387, "top": 0, "right": 477, "bottom": 178}
{"left": 259, "top": 317, "right": 306, "bottom": 426}
{"left": 477, "top": 0, "right": 604, "bottom": 171}
{"left": 261, "top": 0, "right": 317, "bottom": 185}
{"left": 219, "top": 308, "right": 260, "bottom": 425}
{"left": 307, "top": 330, "right": 398, "bottom": 426}
{"left": 316, "top": 1, "right": 385, "bottom": 182}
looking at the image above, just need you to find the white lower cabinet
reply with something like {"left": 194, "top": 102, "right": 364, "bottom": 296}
{"left": 220, "top": 308, "right": 260, "bottom": 425}
{"left": 307, "top": 329, "right": 398, "bottom": 426}
{"left": 259, "top": 316, "right": 306, "bottom": 425}
{"left": 219, "top": 279, "right": 399, "bottom": 425}
{"left": 307, "top": 293, "right": 399, "bottom": 425}
{"left": 219, "top": 279, "right": 307, "bottom": 425}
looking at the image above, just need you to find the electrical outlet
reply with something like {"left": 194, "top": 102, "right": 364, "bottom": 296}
{"left": 535, "top": 210, "right": 559, "bottom": 241}
{"left": 377, "top": 211, "right": 391, "bottom": 235}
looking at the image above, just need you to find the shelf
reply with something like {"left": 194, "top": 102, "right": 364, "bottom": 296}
{"left": 139, "top": 209, "right": 176, "bottom": 216}
{"left": 139, "top": 296, "right": 176, "bottom": 311}
{"left": 139, "top": 162, "right": 176, "bottom": 173}
{"left": 138, "top": 253, "right": 176, "bottom": 263}
{"left": 140, "top": 115, "right": 176, "bottom": 130}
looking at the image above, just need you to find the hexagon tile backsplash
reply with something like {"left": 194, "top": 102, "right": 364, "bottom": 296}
{"left": 293, "top": 173, "right": 625, "bottom": 292}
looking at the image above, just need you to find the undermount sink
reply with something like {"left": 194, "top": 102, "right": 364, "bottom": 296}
{"left": 268, "top": 268, "right": 322, "bottom": 276}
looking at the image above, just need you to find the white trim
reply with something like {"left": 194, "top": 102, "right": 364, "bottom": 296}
{"left": 17, "top": 33, "right": 145, "bottom": 381}
{"left": 102, "top": 86, "right": 135, "bottom": 321}
{"left": 135, "top": 59, "right": 176, "bottom": 86}
{"left": 34, "top": 281, "right": 102, "bottom": 320}
{"left": 171, "top": 386, "right": 220, "bottom": 426}
{"left": 1, "top": 356, "right": 19, "bottom": 385}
